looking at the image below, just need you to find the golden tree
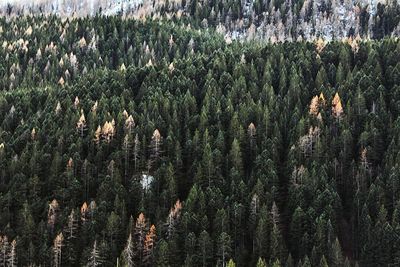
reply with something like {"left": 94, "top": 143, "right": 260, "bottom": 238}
{"left": 48, "top": 199, "right": 59, "bottom": 230}
{"left": 319, "top": 92, "right": 326, "bottom": 105}
{"left": 80, "top": 202, "right": 89, "bottom": 222}
{"left": 332, "top": 92, "right": 344, "bottom": 119}
{"left": 94, "top": 125, "right": 101, "bottom": 144}
{"left": 134, "top": 213, "right": 148, "bottom": 264}
{"left": 147, "top": 129, "right": 163, "bottom": 171}
{"left": 53, "top": 233, "right": 63, "bottom": 267}
{"left": 101, "top": 120, "right": 115, "bottom": 143}
{"left": 76, "top": 110, "right": 87, "bottom": 137}
{"left": 166, "top": 199, "right": 182, "bottom": 238}
{"left": 125, "top": 115, "right": 135, "bottom": 134}
{"left": 315, "top": 38, "right": 326, "bottom": 53}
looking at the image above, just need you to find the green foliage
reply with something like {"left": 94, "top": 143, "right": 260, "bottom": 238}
{"left": 0, "top": 13, "right": 399, "bottom": 267}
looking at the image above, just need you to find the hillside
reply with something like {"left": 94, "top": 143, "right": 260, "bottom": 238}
{"left": 0, "top": 13, "right": 400, "bottom": 266}
{"left": 1, "top": 0, "right": 400, "bottom": 41}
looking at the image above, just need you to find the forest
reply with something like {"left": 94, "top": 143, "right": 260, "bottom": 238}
{"left": 0, "top": 10, "right": 400, "bottom": 267}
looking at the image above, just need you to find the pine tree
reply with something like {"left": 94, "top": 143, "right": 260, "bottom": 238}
{"left": 227, "top": 259, "right": 236, "bottom": 267}
{"left": 198, "top": 230, "right": 212, "bottom": 267}
{"left": 134, "top": 213, "right": 148, "bottom": 264}
{"left": 149, "top": 129, "right": 163, "bottom": 171}
{"left": 0, "top": 236, "right": 9, "bottom": 266}
{"left": 217, "top": 232, "right": 232, "bottom": 267}
{"left": 76, "top": 110, "right": 87, "bottom": 138}
{"left": 256, "top": 257, "right": 267, "bottom": 267}
{"left": 87, "top": 241, "right": 102, "bottom": 267}
{"left": 123, "top": 233, "right": 135, "bottom": 267}
{"left": 143, "top": 225, "right": 156, "bottom": 266}
{"left": 48, "top": 199, "right": 59, "bottom": 231}
{"left": 53, "top": 233, "right": 63, "bottom": 267}
{"left": 332, "top": 93, "right": 344, "bottom": 119}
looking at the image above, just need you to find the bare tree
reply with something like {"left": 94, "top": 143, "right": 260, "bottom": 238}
{"left": 0, "top": 236, "right": 9, "bottom": 267}
{"left": 133, "top": 134, "right": 140, "bottom": 171}
{"left": 123, "top": 234, "right": 134, "bottom": 267}
{"left": 66, "top": 209, "right": 78, "bottom": 240}
{"left": 87, "top": 241, "right": 102, "bottom": 267}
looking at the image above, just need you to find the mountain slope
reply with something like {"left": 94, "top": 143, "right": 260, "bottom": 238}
{"left": 1, "top": 0, "right": 400, "bottom": 41}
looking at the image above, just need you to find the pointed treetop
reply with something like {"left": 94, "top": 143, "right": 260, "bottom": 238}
{"left": 31, "top": 128, "right": 36, "bottom": 140}
{"left": 152, "top": 129, "right": 161, "bottom": 142}
{"left": 315, "top": 38, "right": 326, "bottom": 53}
{"left": 54, "top": 232, "right": 64, "bottom": 245}
{"left": 120, "top": 63, "right": 126, "bottom": 72}
{"left": 256, "top": 258, "right": 267, "bottom": 267}
{"left": 168, "top": 62, "right": 174, "bottom": 72}
{"left": 25, "top": 25, "right": 33, "bottom": 36}
{"left": 125, "top": 115, "right": 135, "bottom": 130}
{"left": 332, "top": 92, "right": 341, "bottom": 106}
{"left": 78, "top": 37, "right": 87, "bottom": 48}
{"left": 77, "top": 112, "right": 86, "bottom": 129}
{"left": 319, "top": 92, "right": 326, "bottom": 105}
{"left": 271, "top": 202, "right": 280, "bottom": 225}
{"left": 74, "top": 96, "right": 80, "bottom": 108}
{"left": 248, "top": 123, "right": 256, "bottom": 137}
{"left": 136, "top": 212, "right": 146, "bottom": 227}
{"left": 169, "top": 199, "right": 183, "bottom": 220}
{"left": 332, "top": 92, "right": 344, "bottom": 118}
{"left": 81, "top": 202, "right": 88, "bottom": 215}
{"left": 58, "top": 77, "right": 65, "bottom": 86}
{"left": 102, "top": 121, "right": 116, "bottom": 143}
{"left": 146, "top": 59, "right": 153, "bottom": 67}
{"left": 94, "top": 125, "right": 101, "bottom": 144}
{"left": 169, "top": 35, "right": 174, "bottom": 47}
{"left": 91, "top": 101, "right": 98, "bottom": 113}
{"left": 227, "top": 259, "right": 236, "bottom": 267}
{"left": 55, "top": 101, "right": 62, "bottom": 114}
{"left": 49, "top": 199, "right": 59, "bottom": 210}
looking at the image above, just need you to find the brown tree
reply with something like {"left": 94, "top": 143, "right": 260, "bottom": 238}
{"left": 143, "top": 225, "right": 156, "bottom": 266}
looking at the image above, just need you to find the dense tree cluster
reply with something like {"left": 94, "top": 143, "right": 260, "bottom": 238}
{"left": 2, "top": 0, "right": 400, "bottom": 41}
{"left": 1, "top": 15, "right": 400, "bottom": 267}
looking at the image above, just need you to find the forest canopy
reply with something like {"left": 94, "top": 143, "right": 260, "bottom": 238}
{"left": 0, "top": 13, "right": 400, "bottom": 267}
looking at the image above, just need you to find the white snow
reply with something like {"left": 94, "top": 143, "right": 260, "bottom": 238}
{"left": 141, "top": 174, "right": 153, "bottom": 191}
